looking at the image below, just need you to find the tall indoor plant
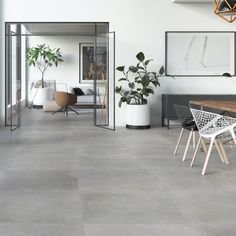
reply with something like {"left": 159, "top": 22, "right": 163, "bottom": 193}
{"left": 115, "top": 52, "right": 164, "bottom": 129}
{"left": 26, "top": 44, "right": 63, "bottom": 106}
{"left": 26, "top": 44, "right": 63, "bottom": 88}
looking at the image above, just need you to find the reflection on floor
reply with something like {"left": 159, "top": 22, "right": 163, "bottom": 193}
{"left": 0, "top": 109, "right": 236, "bottom": 236}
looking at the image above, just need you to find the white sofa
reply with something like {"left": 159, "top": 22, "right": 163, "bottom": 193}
{"left": 68, "top": 84, "right": 105, "bottom": 106}
{"left": 29, "top": 81, "right": 104, "bottom": 107}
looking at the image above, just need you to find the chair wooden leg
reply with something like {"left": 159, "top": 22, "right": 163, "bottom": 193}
{"left": 182, "top": 131, "right": 193, "bottom": 162}
{"left": 174, "top": 128, "right": 184, "bottom": 156}
{"left": 202, "top": 139, "right": 214, "bottom": 176}
{"left": 233, "top": 138, "right": 236, "bottom": 145}
{"left": 219, "top": 141, "right": 230, "bottom": 165}
{"left": 214, "top": 140, "right": 225, "bottom": 163}
{"left": 193, "top": 131, "right": 196, "bottom": 149}
{"left": 201, "top": 139, "right": 208, "bottom": 153}
{"left": 191, "top": 136, "right": 201, "bottom": 167}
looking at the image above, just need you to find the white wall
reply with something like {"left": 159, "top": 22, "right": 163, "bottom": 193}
{"left": 28, "top": 36, "right": 94, "bottom": 90}
{"left": 1, "top": 0, "right": 236, "bottom": 126}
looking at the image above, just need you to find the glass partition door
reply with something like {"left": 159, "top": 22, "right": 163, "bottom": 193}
{"left": 94, "top": 31, "right": 115, "bottom": 130}
{"left": 5, "top": 24, "right": 22, "bottom": 131}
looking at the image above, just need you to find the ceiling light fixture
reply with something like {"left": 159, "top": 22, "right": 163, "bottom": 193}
{"left": 214, "top": 0, "right": 236, "bottom": 23}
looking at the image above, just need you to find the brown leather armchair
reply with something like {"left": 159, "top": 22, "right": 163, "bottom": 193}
{"left": 52, "top": 91, "right": 79, "bottom": 116}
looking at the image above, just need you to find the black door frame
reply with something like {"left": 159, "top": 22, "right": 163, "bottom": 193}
{"left": 4, "top": 21, "right": 115, "bottom": 131}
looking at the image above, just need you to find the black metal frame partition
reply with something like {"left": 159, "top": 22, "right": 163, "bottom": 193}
{"left": 94, "top": 30, "right": 116, "bottom": 131}
{"left": 165, "top": 31, "right": 236, "bottom": 77}
{"left": 4, "top": 22, "right": 115, "bottom": 131}
{"left": 5, "top": 23, "right": 22, "bottom": 131}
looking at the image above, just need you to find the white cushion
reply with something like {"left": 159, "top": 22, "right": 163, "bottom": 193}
{"left": 77, "top": 95, "right": 101, "bottom": 104}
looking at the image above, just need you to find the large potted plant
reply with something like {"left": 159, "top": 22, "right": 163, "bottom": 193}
{"left": 115, "top": 52, "right": 164, "bottom": 129}
{"left": 26, "top": 44, "right": 63, "bottom": 106}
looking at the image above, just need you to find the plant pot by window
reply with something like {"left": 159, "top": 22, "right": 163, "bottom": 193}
{"left": 32, "top": 87, "right": 54, "bottom": 106}
{"left": 126, "top": 104, "right": 150, "bottom": 129}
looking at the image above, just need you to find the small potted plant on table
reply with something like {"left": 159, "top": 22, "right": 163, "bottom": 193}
{"left": 115, "top": 52, "right": 164, "bottom": 129}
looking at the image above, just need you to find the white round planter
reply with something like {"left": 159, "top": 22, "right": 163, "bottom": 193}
{"left": 126, "top": 104, "right": 150, "bottom": 129}
{"left": 32, "top": 87, "right": 54, "bottom": 106}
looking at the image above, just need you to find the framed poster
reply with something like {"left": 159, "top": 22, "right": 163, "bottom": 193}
{"left": 165, "top": 31, "right": 235, "bottom": 76}
{"left": 79, "top": 43, "right": 107, "bottom": 83}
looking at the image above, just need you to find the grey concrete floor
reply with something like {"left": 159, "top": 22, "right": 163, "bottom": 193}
{"left": 0, "top": 109, "right": 236, "bottom": 235}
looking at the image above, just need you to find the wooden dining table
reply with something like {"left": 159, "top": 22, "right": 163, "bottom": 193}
{"left": 189, "top": 100, "right": 236, "bottom": 113}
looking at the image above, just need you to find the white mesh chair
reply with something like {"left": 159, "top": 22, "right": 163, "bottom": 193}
{"left": 190, "top": 108, "right": 236, "bottom": 175}
{"left": 174, "top": 104, "right": 200, "bottom": 161}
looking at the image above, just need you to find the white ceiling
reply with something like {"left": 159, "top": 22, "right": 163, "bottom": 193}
{"left": 23, "top": 23, "right": 108, "bottom": 35}
{"left": 173, "top": 0, "right": 212, "bottom": 2}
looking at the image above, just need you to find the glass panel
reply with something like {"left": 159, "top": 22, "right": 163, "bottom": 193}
{"left": 5, "top": 23, "right": 21, "bottom": 131}
{"left": 21, "top": 25, "right": 27, "bottom": 106}
{"left": 5, "top": 26, "right": 11, "bottom": 125}
{"left": 94, "top": 31, "right": 115, "bottom": 130}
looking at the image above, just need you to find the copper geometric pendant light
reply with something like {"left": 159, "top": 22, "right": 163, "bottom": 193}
{"left": 213, "top": 0, "right": 236, "bottom": 23}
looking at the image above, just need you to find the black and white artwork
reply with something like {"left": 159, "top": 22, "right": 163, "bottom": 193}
{"left": 79, "top": 43, "right": 107, "bottom": 83}
{"left": 165, "top": 32, "right": 235, "bottom": 76}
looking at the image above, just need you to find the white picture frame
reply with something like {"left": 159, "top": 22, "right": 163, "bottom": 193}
{"left": 165, "top": 31, "right": 235, "bottom": 76}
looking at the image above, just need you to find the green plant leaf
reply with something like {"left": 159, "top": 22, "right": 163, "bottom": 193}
{"left": 118, "top": 78, "right": 127, "bottom": 82}
{"left": 116, "top": 66, "right": 125, "bottom": 72}
{"left": 152, "top": 80, "right": 160, "bottom": 87}
{"left": 115, "top": 86, "right": 122, "bottom": 93}
{"left": 137, "top": 66, "right": 145, "bottom": 70}
{"left": 133, "top": 92, "right": 141, "bottom": 99}
{"left": 144, "top": 59, "right": 153, "bottom": 66}
{"left": 129, "top": 66, "right": 138, "bottom": 73}
{"left": 121, "top": 97, "right": 126, "bottom": 102}
{"left": 136, "top": 52, "right": 145, "bottom": 62}
{"left": 128, "top": 82, "right": 135, "bottom": 89}
{"left": 124, "top": 91, "right": 129, "bottom": 96}
{"left": 141, "top": 75, "right": 150, "bottom": 87}
{"left": 159, "top": 66, "right": 164, "bottom": 75}
{"left": 126, "top": 96, "right": 131, "bottom": 104}
{"left": 118, "top": 99, "right": 123, "bottom": 108}
{"left": 142, "top": 89, "right": 149, "bottom": 96}
{"left": 148, "top": 72, "right": 157, "bottom": 77}
{"left": 26, "top": 44, "right": 63, "bottom": 72}
{"left": 130, "top": 91, "right": 137, "bottom": 95}
{"left": 142, "top": 99, "right": 148, "bottom": 105}
{"left": 146, "top": 88, "right": 154, "bottom": 94}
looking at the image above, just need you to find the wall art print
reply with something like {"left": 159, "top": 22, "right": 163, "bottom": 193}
{"left": 79, "top": 43, "right": 107, "bottom": 83}
{"left": 165, "top": 32, "right": 235, "bottom": 76}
